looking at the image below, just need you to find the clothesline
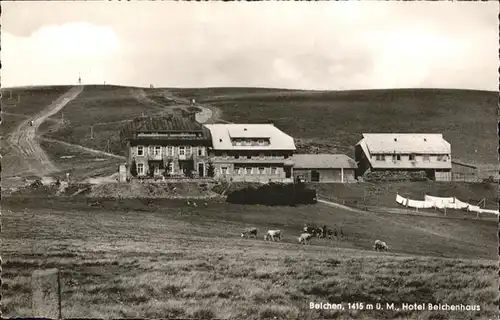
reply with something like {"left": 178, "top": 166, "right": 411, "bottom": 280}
{"left": 396, "top": 194, "right": 499, "bottom": 215}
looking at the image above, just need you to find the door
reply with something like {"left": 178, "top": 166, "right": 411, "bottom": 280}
{"left": 284, "top": 167, "right": 292, "bottom": 178}
{"left": 198, "top": 163, "right": 205, "bottom": 177}
{"left": 311, "top": 170, "right": 320, "bottom": 182}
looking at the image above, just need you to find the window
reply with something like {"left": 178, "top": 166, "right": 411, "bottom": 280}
{"left": 222, "top": 152, "right": 228, "bottom": 158}
{"left": 271, "top": 167, "right": 277, "bottom": 175}
{"left": 186, "top": 146, "right": 192, "bottom": 156}
{"left": 397, "top": 155, "right": 401, "bottom": 161}
{"left": 442, "top": 155, "right": 448, "bottom": 162}
{"left": 153, "top": 164, "right": 160, "bottom": 175}
{"left": 392, "top": 154, "right": 400, "bottom": 161}
{"left": 259, "top": 153, "right": 264, "bottom": 159}
{"left": 246, "top": 167, "right": 252, "bottom": 175}
{"left": 375, "top": 155, "right": 384, "bottom": 161}
{"left": 137, "top": 146, "right": 144, "bottom": 156}
{"left": 137, "top": 163, "right": 144, "bottom": 175}
{"left": 198, "top": 147, "right": 205, "bottom": 156}
{"left": 167, "top": 146, "right": 174, "bottom": 156}
{"left": 284, "top": 154, "right": 289, "bottom": 159}
{"left": 221, "top": 166, "right": 228, "bottom": 175}
{"left": 149, "top": 146, "right": 154, "bottom": 155}
{"left": 235, "top": 140, "right": 242, "bottom": 146}
{"left": 409, "top": 154, "right": 416, "bottom": 161}
{"left": 258, "top": 139, "right": 264, "bottom": 145}
{"left": 423, "top": 155, "right": 430, "bottom": 162}
{"left": 154, "top": 146, "right": 161, "bottom": 156}
{"left": 259, "top": 167, "right": 265, "bottom": 175}
{"left": 247, "top": 154, "right": 252, "bottom": 159}
{"left": 234, "top": 154, "right": 240, "bottom": 159}
{"left": 179, "top": 146, "right": 186, "bottom": 156}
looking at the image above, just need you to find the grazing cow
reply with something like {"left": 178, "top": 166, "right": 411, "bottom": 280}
{"left": 241, "top": 227, "right": 258, "bottom": 238}
{"left": 303, "top": 225, "right": 321, "bottom": 237}
{"left": 298, "top": 233, "right": 313, "bottom": 245}
{"left": 192, "top": 201, "right": 198, "bottom": 207}
{"left": 339, "top": 227, "right": 346, "bottom": 240}
{"left": 321, "top": 225, "right": 328, "bottom": 238}
{"left": 264, "top": 230, "right": 282, "bottom": 242}
{"left": 373, "top": 240, "right": 389, "bottom": 252}
{"left": 204, "top": 201, "right": 208, "bottom": 207}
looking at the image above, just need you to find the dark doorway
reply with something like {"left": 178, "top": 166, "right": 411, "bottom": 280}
{"left": 284, "top": 167, "right": 292, "bottom": 178}
{"left": 311, "top": 170, "right": 320, "bottom": 182}
{"left": 198, "top": 163, "right": 205, "bottom": 177}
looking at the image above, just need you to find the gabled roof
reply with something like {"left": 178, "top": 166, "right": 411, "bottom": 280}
{"left": 204, "top": 124, "right": 296, "bottom": 150}
{"left": 358, "top": 133, "right": 451, "bottom": 154}
{"left": 293, "top": 154, "right": 358, "bottom": 169}
{"left": 121, "top": 115, "right": 211, "bottom": 141}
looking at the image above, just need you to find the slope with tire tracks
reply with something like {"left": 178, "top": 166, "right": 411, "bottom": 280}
{"left": 160, "top": 89, "right": 228, "bottom": 124}
{"left": 6, "top": 86, "right": 84, "bottom": 176}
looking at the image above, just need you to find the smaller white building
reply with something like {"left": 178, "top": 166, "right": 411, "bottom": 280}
{"left": 355, "top": 133, "right": 452, "bottom": 181}
{"left": 204, "top": 123, "right": 296, "bottom": 183}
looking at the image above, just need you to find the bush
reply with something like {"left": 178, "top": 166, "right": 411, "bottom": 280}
{"left": 226, "top": 183, "right": 317, "bottom": 206}
{"left": 130, "top": 160, "right": 138, "bottom": 177}
{"left": 207, "top": 161, "right": 215, "bottom": 178}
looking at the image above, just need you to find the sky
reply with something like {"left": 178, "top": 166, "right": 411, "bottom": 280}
{"left": 2, "top": 1, "right": 498, "bottom": 91}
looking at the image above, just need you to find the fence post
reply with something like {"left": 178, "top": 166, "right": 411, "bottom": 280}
{"left": 31, "top": 268, "right": 62, "bottom": 319}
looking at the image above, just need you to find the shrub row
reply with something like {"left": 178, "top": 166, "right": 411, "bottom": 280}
{"left": 226, "top": 183, "right": 317, "bottom": 206}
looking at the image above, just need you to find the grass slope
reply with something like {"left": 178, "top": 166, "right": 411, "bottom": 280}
{"left": 40, "top": 85, "right": 173, "bottom": 157}
{"left": 315, "top": 181, "right": 498, "bottom": 211}
{"left": 2, "top": 197, "right": 497, "bottom": 319}
{"left": 1, "top": 86, "right": 74, "bottom": 155}
{"left": 171, "top": 88, "right": 496, "bottom": 176}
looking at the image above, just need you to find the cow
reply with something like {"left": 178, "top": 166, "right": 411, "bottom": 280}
{"left": 321, "top": 225, "right": 328, "bottom": 238}
{"left": 241, "top": 227, "right": 258, "bottom": 239}
{"left": 298, "top": 233, "right": 313, "bottom": 245}
{"left": 303, "top": 225, "right": 322, "bottom": 237}
{"left": 373, "top": 240, "right": 389, "bottom": 252}
{"left": 29, "top": 120, "right": 34, "bottom": 126}
{"left": 264, "top": 230, "right": 281, "bottom": 242}
{"left": 339, "top": 227, "right": 346, "bottom": 240}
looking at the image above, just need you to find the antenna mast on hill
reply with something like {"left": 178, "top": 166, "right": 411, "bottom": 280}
{"left": 78, "top": 72, "right": 82, "bottom": 85}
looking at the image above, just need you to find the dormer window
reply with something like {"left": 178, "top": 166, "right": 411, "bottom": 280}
{"left": 258, "top": 139, "right": 264, "bottom": 145}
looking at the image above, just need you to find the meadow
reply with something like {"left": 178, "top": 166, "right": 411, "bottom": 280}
{"left": 313, "top": 181, "right": 498, "bottom": 211}
{"left": 2, "top": 196, "right": 498, "bottom": 319}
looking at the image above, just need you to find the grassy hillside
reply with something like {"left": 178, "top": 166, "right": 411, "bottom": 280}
{"left": 2, "top": 197, "right": 497, "bottom": 319}
{"left": 174, "top": 88, "right": 496, "bottom": 176}
{"left": 0, "top": 86, "right": 73, "bottom": 138}
{"left": 39, "top": 85, "right": 167, "bottom": 156}
{"left": 38, "top": 140, "right": 122, "bottom": 181}
{"left": 315, "top": 181, "right": 498, "bottom": 211}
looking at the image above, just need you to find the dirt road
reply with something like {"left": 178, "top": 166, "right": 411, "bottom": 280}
{"left": 161, "top": 89, "right": 225, "bottom": 124}
{"left": 7, "top": 86, "right": 83, "bottom": 176}
{"left": 130, "top": 88, "right": 226, "bottom": 124}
